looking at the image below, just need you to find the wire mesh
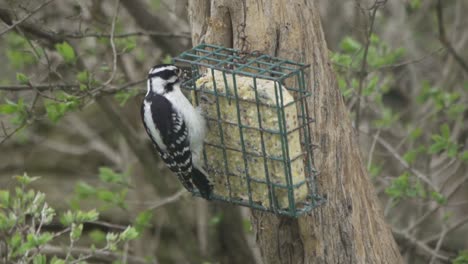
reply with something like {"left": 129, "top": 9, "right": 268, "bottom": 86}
{"left": 173, "top": 44, "right": 324, "bottom": 217}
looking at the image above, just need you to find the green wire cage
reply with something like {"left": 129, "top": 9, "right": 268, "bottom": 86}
{"left": 173, "top": 44, "right": 324, "bottom": 217}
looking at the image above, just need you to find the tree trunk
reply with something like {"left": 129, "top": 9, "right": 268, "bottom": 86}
{"left": 187, "top": 0, "right": 403, "bottom": 263}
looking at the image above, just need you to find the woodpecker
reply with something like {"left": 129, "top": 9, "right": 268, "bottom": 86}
{"left": 141, "top": 64, "right": 213, "bottom": 199}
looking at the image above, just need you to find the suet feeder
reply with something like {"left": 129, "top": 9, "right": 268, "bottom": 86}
{"left": 173, "top": 44, "right": 324, "bottom": 217}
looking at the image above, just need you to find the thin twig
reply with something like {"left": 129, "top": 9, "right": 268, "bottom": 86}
{"left": 148, "top": 189, "right": 187, "bottom": 210}
{"left": 98, "top": 78, "right": 147, "bottom": 95}
{"left": 424, "top": 214, "right": 468, "bottom": 245}
{"left": 0, "top": 123, "right": 27, "bottom": 145}
{"left": 0, "top": 0, "right": 55, "bottom": 36}
{"left": 367, "top": 129, "right": 381, "bottom": 170}
{"left": 429, "top": 225, "right": 447, "bottom": 264}
{"left": 355, "top": 0, "right": 387, "bottom": 133}
{"left": 375, "top": 47, "right": 445, "bottom": 71}
{"left": 61, "top": 31, "right": 190, "bottom": 39}
{"left": 87, "top": 220, "right": 127, "bottom": 231}
{"left": 40, "top": 245, "right": 151, "bottom": 264}
{"left": 103, "top": 0, "right": 120, "bottom": 87}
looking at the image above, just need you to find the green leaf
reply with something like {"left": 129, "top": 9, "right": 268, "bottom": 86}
{"left": 89, "top": 229, "right": 107, "bottom": 245}
{"left": 50, "top": 257, "right": 66, "bottom": 264}
{"left": 2, "top": 98, "right": 28, "bottom": 125}
{"left": 119, "top": 226, "right": 139, "bottom": 241}
{"left": 16, "top": 73, "right": 29, "bottom": 84}
{"left": 409, "top": 0, "right": 421, "bottom": 9}
{"left": 97, "top": 190, "right": 115, "bottom": 203}
{"left": 0, "top": 212, "right": 16, "bottom": 230}
{"left": 0, "top": 190, "right": 9, "bottom": 206}
{"left": 75, "top": 181, "right": 97, "bottom": 199}
{"left": 134, "top": 210, "right": 153, "bottom": 233}
{"left": 408, "top": 180, "right": 426, "bottom": 198}
{"left": 15, "top": 173, "right": 40, "bottom": 185}
{"left": 162, "top": 54, "right": 172, "bottom": 64}
{"left": 115, "top": 89, "right": 139, "bottom": 106}
{"left": 453, "top": 250, "right": 468, "bottom": 264}
{"left": 98, "top": 167, "right": 127, "bottom": 184}
{"left": 363, "top": 75, "right": 379, "bottom": 96}
{"left": 429, "top": 134, "right": 446, "bottom": 152}
{"left": 374, "top": 108, "right": 399, "bottom": 128}
{"left": 385, "top": 172, "right": 425, "bottom": 201}
{"left": 368, "top": 163, "right": 382, "bottom": 178}
{"left": 106, "top": 232, "right": 118, "bottom": 251}
{"left": 447, "top": 144, "right": 459, "bottom": 158}
{"left": 70, "top": 223, "right": 83, "bottom": 241}
{"left": 114, "top": 37, "right": 137, "bottom": 53}
{"left": 115, "top": 189, "right": 128, "bottom": 209}
{"left": 24, "top": 232, "right": 53, "bottom": 248}
{"left": 340, "top": 37, "right": 362, "bottom": 53}
{"left": 9, "top": 233, "right": 22, "bottom": 250}
{"left": 430, "top": 191, "right": 447, "bottom": 205}
{"left": 33, "top": 254, "right": 47, "bottom": 264}
{"left": 417, "top": 81, "right": 437, "bottom": 103}
{"left": 76, "top": 70, "right": 89, "bottom": 84}
{"left": 461, "top": 151, "right": 468, "bottom": 162}
{"left": 370, "top": 33, "right": 380, "bottom": 45}
{"left": 440, "top": 124, "right": 450, "bottom": 139}
{"left": 0, "top": 103, "right": 17, "bottom": 114}
{"left": 45, "top": 102, "right": 65, "bottom": 123}
{"left": 409, "top": 127, "right": 422, "bottom": 140}
{"left": 55, "top": 42, "right": 76, "bottom": 63}
{"left": 447, "top": 104, "right": 466, "bottom": 119}
{"left": 403, "top": 149, "right": 419, "bottom": 164}
{"left": 60, "top": 211, "right": 74, "bottom": 226}
{"left": 44, "top": 94, "right": 79, "bottom": 123}
{"left": 6, "top": 33, "right": 37, "bottom": 68}
{"left": 76, "top": 209, "right": 99, "bottom": 223}
{"left": 385, "top": 174, "right": 407, "bottom": 199}
{"left": 331, "top": 53, "right": 353, "bottom": 66}
{"left": 38, "top": 232, "right": 54, "bottom": 245}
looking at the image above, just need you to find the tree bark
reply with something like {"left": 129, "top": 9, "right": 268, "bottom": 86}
{"left": 187, "top": 0, "right": 403, "bottom": 263}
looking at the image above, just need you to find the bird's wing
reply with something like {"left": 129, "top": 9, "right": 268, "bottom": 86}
{"left": 142, "top": 95, "right": 193, "bottom": 189}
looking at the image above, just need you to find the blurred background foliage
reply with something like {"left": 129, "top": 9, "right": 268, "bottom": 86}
{"left": 0, "top": 0, "right": 467, "bottom": 263}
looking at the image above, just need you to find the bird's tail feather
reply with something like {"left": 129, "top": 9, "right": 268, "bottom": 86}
{"left": 192, "top": 167, "right": 213, "bottom": 200}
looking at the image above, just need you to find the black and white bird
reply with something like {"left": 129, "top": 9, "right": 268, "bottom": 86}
{"left": 141, "top": 64, "right": 213, "bottom": 199}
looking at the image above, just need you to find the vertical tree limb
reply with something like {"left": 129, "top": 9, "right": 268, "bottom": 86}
{"left": 188, "top": 0, "right": 403, "bottom": 263}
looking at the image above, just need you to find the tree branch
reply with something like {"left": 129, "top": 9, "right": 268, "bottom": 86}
{"left": 0, "top": 0, "right": 55, "bottom": 36}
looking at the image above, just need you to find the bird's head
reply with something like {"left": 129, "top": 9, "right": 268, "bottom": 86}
{"left": 147, "top": 64, "right": 181, "bottom": 95}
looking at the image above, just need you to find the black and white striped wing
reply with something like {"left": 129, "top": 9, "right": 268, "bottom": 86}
{"left": 141, "top": 95, "right": 194, "bottom": 191}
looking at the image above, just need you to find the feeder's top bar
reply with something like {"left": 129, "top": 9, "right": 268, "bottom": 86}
{"left": 173, "top": 44, "right": 310, "bottom": 81}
